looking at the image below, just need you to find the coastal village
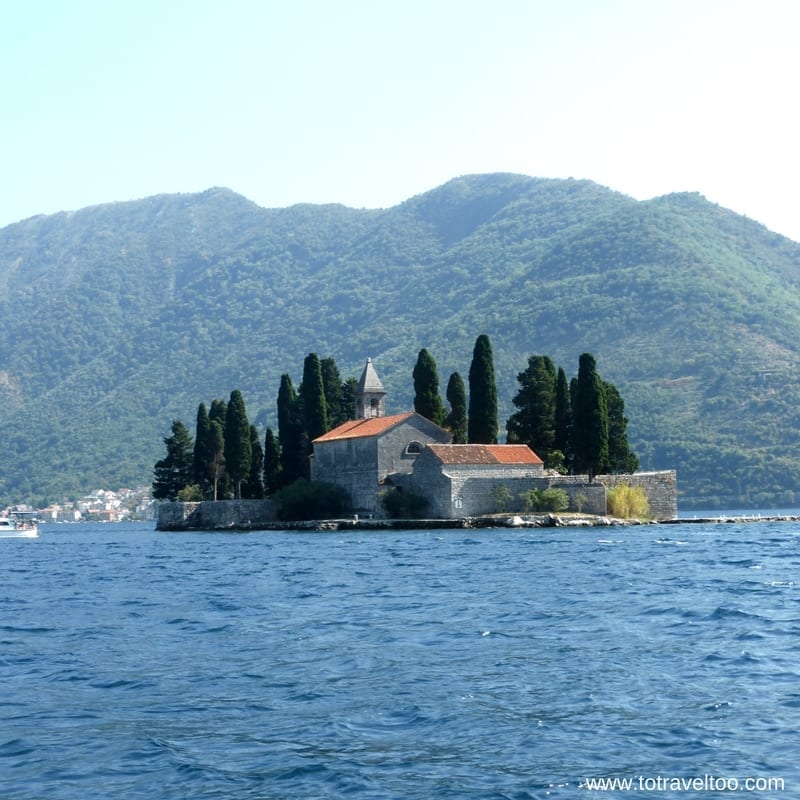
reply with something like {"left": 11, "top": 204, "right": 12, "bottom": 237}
{"left": 7, "top": 486, "right": 155, "bottom": 524}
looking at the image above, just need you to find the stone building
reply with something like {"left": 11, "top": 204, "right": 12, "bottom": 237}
{"left": 310, "top": 358, "right": 678, "bottom": 520}
{"left": 409, "top": 443, "right": 544, "bottom": 518}
{"left": 310, "top": 359, "right": 452, "bottom": 514}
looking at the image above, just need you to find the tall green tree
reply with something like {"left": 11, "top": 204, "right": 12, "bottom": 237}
{"left": 277, "top": 373, "right": 308, "bottom": 484}
{"left": 506, "top": 355, "right": 557, "bottom": 464}
{"left": 321, "top": 357, "right": 348, "bottom": 428}
{"left": 603, "top": 381, "right": 639, "bottom": 473}
{"left": 152, "top": 420, "right": 195, "bottom": 500}
{"left": 340, "top": 376, "right": 358, "bottom": 422}
{"left": 208, "top": 419, "right": 226, "bottom": 501}
{"left": 554, "top": 366, "right": 573, "bottom": 472}
{"left": 242, "top": 425, "right": 265, "bottom": 499}
{"left": 445, "top": 371, "right": 467, "bottom": 443}
{"left": 224, "top": 389, "right": 252, "bottom": 498}
{"left": 301, "top": 352, "right": 330, "bottom": 441}
{"left": 263, "top": 426, "right": 282, "bottom": 496}
{"left": 572, "top": 353, "right": 608, "bottom": 480}
{"left": 209, "top": 398, "right": 227, "bottom": 429}
{"left": 468, "top": 334, "right": 498, "bottom": 444}
{"left": 192, "top": 402, "right": 212, "bottom": 498}
{"left": 413, "top": 348, "right": 445, "bottom": 425}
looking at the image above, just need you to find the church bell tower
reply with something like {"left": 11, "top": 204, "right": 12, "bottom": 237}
{"left": 355, "top": 357, "right": 386, "bottom": 419}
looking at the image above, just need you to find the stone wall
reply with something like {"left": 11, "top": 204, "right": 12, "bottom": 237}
{"left": 157, "top": 499, "right": 277, "bottom": 531}
{"left": 408, "top": 462, "right": 675, "bottom": 520}
{"left": 155, "top": 470, "right": 678, "bottom": 529}
{"left": 311, "top": 436, "right": 379, "bottom": 513}
{"left": 536, "top": 477, "right": 608, "bottom": 515}
{"left": 596, "top": 471, "right": 677, "bottom": 520}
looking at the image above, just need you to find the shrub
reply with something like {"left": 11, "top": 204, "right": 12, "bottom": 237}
{"left": 521, "top": 487, "right": 569, "bottom": 512}
{"left": 272, "top": 479, "right": 351, "bottom": 521}
{"left": 380, "top": 487, "right": 429, "bottom": 519}
{"left": 607, "top": 483, "right": 650, "bottom": 519}
{"left": 492, "top": 484, "right": 513, "bottom": 512}
{"left": 177, "top": 484, "right": 203, "bottom": 501}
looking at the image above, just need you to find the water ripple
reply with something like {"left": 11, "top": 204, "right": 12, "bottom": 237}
{"left": 2, "top": 521, "right": 800, "bottom": 798}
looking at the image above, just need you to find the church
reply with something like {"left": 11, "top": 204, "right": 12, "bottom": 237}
{"left": 311, "top": 358, "right": 551, "bottom": 518}
{"left": 157, "top": 358, "right": 677, "bottom": 530}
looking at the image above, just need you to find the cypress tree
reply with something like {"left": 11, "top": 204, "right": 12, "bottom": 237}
{"left": 192, "top": 402, "right": 212, "bottom": 498}
{"left": 340, "top": 377, "right": 358, "bottom": 422}
{"left": 207, "top": 399, "right": 229, "bottom": 499}
{"left": 263, "top": 426, "right": 282, "bottom": 497}
{"left": 468, "top": 334, "right": 498, "bottom": 444}
{"left": 224, "top": 389, "right": 252, "bottom": 499}
{"left": 208, "top": 419, "right": 225, "bottom": 501}
{"left": 321, "top": 357, "right": 347, "bottom": 428}
{"left": 277, "top": 374, "right": 308, "bottom": 484}
{"left": 506, "top": 355, "right": 557, "bottom": 463}
{"left": 152, "top": 420, "right": 195, "bottom": 500}
{"left": 301, "top": 353, "right": 329, "bottom": 441}
{"left": 413, "top": 348, "right": 445, "bottom": 425}
{"left": 242, "top": 424, "right": 264, "bottom": 499}
{"left": 209, "top": 398, "right": 227, "bottom": 430}
{"left": 604, "top": 381, "right": 639, "bottom": 473}
{"left": 445, "top": 372, "right": 467, "bottom": 444}
{"left": 554, "top": 367, "right": 573, "bottom": 472}
{"left": 572, "top": 353, "right": 608, "bottom": 480}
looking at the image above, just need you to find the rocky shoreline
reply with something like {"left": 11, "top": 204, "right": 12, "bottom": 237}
{"left": 159, "top": 512, "right": 800, "bottom": 532}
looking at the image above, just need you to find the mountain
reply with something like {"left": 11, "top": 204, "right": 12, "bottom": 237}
{"left": 2, "top": 174, "right": 800, "bottom": 509}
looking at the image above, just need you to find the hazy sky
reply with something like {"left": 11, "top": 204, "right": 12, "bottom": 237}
{"left": 3, "top": 0, "right": 799, "bottom": 240}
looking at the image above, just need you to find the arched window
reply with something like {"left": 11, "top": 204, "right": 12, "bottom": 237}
{"left": 405, "top": 441, "right": 423, "bottom": 455}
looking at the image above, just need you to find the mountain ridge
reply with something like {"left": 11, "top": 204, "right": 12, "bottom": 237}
{"left": 2, "top": 173, "right": 799, "bottom": 508}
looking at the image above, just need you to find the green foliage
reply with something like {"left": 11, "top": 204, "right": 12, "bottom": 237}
{"left": 554, "top": 367, "right": 572, "bottom": 471}
{"left": 321, "top": 357, "right": 350, "bottom": 427}
{"left": 413, "top": 348, "right": 445, "bottom": 425}
{"left": 607, "top": 483, "right": 650, "bottom": 519}
{"left": 177, "top": 484, "right": 203, "bottom": 502}
{"left": 521, "top": 487, "right": 569, "bottom": 512}
{"left": 572, "top": 353, "right": 608, "bottom": 479}
{"left": 277, "top": 374, "right": 307, "bottom": 485}
{"left": 208, "top": 399, "right": 229, "bottom": 499}
{"left": 4, "top": 175, "right": 800, "bottom": 508}
{"left": 468, "top": 334, "right": 498, "bottom": 444}
{"left": 604, "top": 381, "right": 639, "bottom": 473}
{"left": 271, "top": 479, "right": 351, "bottom": 521}
{"left": 224, "top": 389, "right": 251, "bottom": 498}
{"left": 492, "top": 483, "right": 513, "bottom": 512}
{"left": 262, "top": 427, "right": 282, "bottom": 497}
{"left": 445, "top": 371, "right": 467, "bottom": 443}
{"left": 380, "top": 487, "right": 429, "bottom": 518}
{"left": 301, "top": 352, "right": 329, "bottom": 441}
{"left": 208, "top": 419, "right": 226, "bottom": 500}
{"left": 192, "top": 403, "right": 212, "bottom": 497}
{"left": 507, "top": 355, "right": 557, "bottom": 465}
{"left": 152, "top": 420, "right": 194, "bottom": 500}
{"left": 242, "top": 425, "right": 264, "bottom": 499}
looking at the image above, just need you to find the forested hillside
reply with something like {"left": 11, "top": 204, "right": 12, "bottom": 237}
{"left": 2, "top": 173, "right": 800, "bottom": 509}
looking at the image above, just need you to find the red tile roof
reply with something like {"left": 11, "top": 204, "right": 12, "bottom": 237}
{"left": 427, "top": 444, "right": 543, "bottom": 465}
{"left": 313, "top": 412, "right": 416, "bottom": 442}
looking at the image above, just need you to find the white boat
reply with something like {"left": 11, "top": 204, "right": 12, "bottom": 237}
{"left": 0, "top": 513, "right": 39, "bottom": 538}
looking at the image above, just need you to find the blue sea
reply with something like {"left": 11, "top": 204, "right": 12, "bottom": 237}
{"left": 2, "top": 520, "right": 798, "bottom": 799}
